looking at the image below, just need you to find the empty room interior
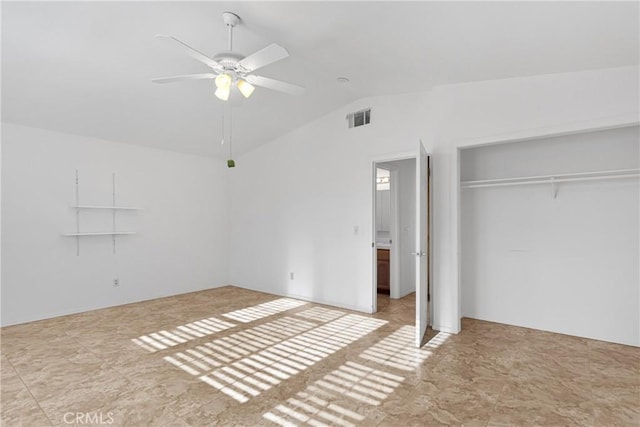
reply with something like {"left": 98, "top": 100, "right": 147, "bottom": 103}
{"left": 1, "top": 1, "right": 639, "bottom": 426}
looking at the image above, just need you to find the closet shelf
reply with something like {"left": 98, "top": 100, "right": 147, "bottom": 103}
{"left": 72, "top": 205, "right": 143, "bottom": 210}
{"left": 63, "top": 231, "right": 136, "bottom": 237}
{"left": 461, "top": 168, "right": 639, "bottom": 189}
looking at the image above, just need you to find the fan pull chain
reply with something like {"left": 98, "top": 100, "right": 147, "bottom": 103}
{"left": 227, "top": 107, "right": 235, "bottom": 168}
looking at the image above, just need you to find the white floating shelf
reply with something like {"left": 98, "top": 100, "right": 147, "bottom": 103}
{"left": 63, "top": 231, "right": 137, "bottom": 237}
{"left": 72, "top": 205, "right": 143, "bottom": 210}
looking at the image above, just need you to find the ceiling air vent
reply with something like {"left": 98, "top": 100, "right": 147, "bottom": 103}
{"left": 347, "top": 108, "right": 371, "bottom": 129}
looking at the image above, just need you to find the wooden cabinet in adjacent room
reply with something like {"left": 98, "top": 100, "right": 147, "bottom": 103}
{"left": 377, "top": 248, "right": 390, "bottom": 294}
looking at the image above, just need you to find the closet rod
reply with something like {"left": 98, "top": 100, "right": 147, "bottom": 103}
{"left": 463, "top": 173, "right": 639, "bottom": 189}
{"left": 461, "top": 168, "right": 639, "bottom": 189}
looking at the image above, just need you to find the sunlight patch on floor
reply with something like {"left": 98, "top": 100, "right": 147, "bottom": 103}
{"left": 164, "top": 314, "right": 388, "bottom": 403}
{"left": 294, "top": 306, "right": 347, "bottom": 323}
{"left": 163, "top": 316, "right": 319, "bottom": 375}
{"left": 132, "top": 299, "right": 323, "bottom": 353}
{"left": 359, "top": 325, "right": 448, "bottom": 371}
{"left": 263, "top": 361, "right": 404, "bottom": 426}
{"left": 199, "top": 315, "right": 387, "bottom": 403}
{"left": 222, "top": 298, "right": 308, "bottom": 323}
{"left": 263, "top": 326, "right": 451, "bottom": 426}
{"left": 131, "top": 317, "right": 236, "bottom": 352}
{"left": 424, "top": 331, "right": 450, "bottom": 349}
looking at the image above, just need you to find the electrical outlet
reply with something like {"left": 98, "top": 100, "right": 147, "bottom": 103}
{"left": 113, "top": 279, "right": 119, "bottom": 287}
{"left": 289, "top": 272, "right": 294, "bottom": 280}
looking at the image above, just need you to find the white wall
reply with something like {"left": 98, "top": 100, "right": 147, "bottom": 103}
{"left": 229, "top": 66, "right": 639, "bottom": 336}
{"left": 461, "top": 126, "right": 639, "bottom": 346}
{"left": 228, "top": 92, "right": 431, "bottom": 314}
{"left": 1, "top": 123, "right": 229, "bottom": 326}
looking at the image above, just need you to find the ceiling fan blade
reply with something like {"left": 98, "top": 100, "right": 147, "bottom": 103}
{"left": 246, "top": 75, "right": 305, "bottom": 96}
{"left": 151, "top": 73, "right": 217, "bottom": 84}
{"left": 238, "top": 44, "right": 289, "bottom": 72}
{"left": 155, "top": 34, "right": 221, "bottom": 70}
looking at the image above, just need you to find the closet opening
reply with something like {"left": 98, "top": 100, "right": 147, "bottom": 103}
{"left": 459, "top": 125, "right": 639, "bottom": 346}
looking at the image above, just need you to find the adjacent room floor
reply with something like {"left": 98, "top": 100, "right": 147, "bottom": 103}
{"left": 1, "top": 286, "right": 638, "bottom": 426}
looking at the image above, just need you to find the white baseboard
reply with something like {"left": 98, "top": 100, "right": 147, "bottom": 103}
{"left": 229, "top": 283, "right": 371, "bottom": 314}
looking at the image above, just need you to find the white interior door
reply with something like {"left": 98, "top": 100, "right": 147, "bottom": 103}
{"left": 415, "top": 141, "right": 429, "bottom": 347}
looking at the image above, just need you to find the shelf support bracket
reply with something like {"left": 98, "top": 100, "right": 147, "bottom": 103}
{"left": 112, "top": 172, "right": 117, "bottom": 255}
{"left": 551, "top": 177, "right": 558, "bottom": 199}
{"left": 75, "top": 169, "right": 80, "bottom": 256}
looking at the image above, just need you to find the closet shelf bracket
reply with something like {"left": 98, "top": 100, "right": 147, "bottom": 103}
{"left": 551, "top": 177, "right": 558, "bottom": 199}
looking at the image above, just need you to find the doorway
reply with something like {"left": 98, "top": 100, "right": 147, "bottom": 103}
{"left": 375, "top": 166, "right": 394, "bottom": 296}
{"left": 373, "top": 158, "right": 416, "bottom": 310}
{"left": 372, "top": 145, "right": 431, "bottom": 347}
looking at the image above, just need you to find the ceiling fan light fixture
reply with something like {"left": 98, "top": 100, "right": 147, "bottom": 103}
{"left": 237, "top": 79, "right": 255, "bottom": 98}
{"left": 215, "top": 73, "right": 232, "bottom": 90}
{"left": 215, "top": 86, "right": 230, "bottom": 101}
{"left": 153, "top": 12, "right": 305, "bottom": 101}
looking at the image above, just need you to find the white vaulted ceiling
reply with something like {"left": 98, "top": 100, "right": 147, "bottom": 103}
{"left": 2, "top": 1, "right": 638, "bottom": 158}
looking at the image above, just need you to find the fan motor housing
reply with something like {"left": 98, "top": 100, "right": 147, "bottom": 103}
{"left": 222, "top": 12, "right": 240, "bottom": 27}
{"left": 212, "top": 51, "right": 246, "bottom": 72}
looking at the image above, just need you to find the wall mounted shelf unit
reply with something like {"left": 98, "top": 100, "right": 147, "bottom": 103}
{"left": 63, "top": 170, "right": 141, "bottom": 255}
{"left": 461, "top": 168, "right": 639, "bottom": 198}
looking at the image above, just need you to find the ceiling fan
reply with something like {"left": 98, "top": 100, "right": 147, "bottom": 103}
{"left": 152, "top": 12, "right": 305, "bottom": 101}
